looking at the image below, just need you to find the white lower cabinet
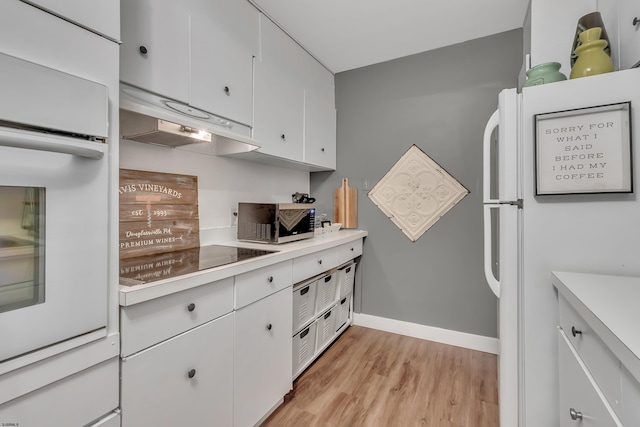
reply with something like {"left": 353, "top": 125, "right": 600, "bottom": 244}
{"left": 234, "top": 287, "right": 293, "bottom": 427}
{"left": 558, "top": 329, "right": 620, "bottom": 426}
{"left": 0, "top": 358, "right": 118, "bottom": 426}
{"left": 121, "top": 313, "right": 234, "bottom": 427}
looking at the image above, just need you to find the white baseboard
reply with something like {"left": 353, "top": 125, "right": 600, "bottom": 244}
{"left": 353, "top": 313, "right": 498, "bottom": 354}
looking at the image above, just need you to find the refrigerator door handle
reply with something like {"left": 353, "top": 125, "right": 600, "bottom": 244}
{"left": 483, "top": 204, "right": 500, "bottom": 297}
{"left": 483, "top": 109, "right": 499, "bottom": 204}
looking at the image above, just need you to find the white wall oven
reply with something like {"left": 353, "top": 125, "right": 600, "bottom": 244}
{"left": 0, "top": 51, "right": 109, "bottom": 363}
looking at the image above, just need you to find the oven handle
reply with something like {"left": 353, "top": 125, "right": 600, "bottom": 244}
{"left": 0, "top": 127, "right": 106, "bottom": 159}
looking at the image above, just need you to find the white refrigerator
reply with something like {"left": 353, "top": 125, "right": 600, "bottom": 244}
{"left": 483, "top": 67, "right": 640, "bottom": 426}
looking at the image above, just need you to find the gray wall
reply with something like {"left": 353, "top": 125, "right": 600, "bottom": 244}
{"left": 311, "top": 29, "right": 523, "bottom": 338}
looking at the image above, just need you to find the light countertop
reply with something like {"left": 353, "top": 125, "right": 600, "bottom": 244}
{"left": 552, "top": 271, "right": 640, "bottom": 384}
{"left": 119, "top": 229, "right": 367, "bottom": 306}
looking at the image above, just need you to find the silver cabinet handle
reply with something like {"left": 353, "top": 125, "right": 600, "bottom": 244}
{"left": 569, "top": 408, "right": 583, "bottom": 420}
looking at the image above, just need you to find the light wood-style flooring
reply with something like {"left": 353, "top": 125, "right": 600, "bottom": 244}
{"left": 263, "top": 325, "right": 498, "bottom": 427}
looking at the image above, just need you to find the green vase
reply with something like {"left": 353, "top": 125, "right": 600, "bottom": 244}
{"left": 570, "top": 27, "right": 614, "bottom": 79}
{"left": 523, "top": 62, "right": 567, "bottom": 87}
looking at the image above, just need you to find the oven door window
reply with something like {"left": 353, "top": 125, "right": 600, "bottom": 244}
{"left": 0, "top": 186, "right": 45, "bottom": 313}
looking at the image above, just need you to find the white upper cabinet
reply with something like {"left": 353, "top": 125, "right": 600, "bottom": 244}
{"left": 304, "top": 57, "right": 337, "bottom": 170}
{"left": 120, "top": 0, "right": 257, "bottom": 126}
{"left": 20, "top": 0, "right": 120, "bottom": 41}
{"left": 120, "top": 0, "right": 190, "bottom": 103}
{"left": 189, "top": 0, "right": 259, "bottom": 126}
{"left": 254, "top": 14, "right": 305, "bottom": 163}
{"left": 617, "top": 0, "right": 640, "bottom": 69}
{"left": 120, "top": 2, "right": 337, "bottom": 169}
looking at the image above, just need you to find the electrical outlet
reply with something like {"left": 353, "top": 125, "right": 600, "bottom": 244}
{"left": 230, "top": 207, "right": 238, "bottom": 226}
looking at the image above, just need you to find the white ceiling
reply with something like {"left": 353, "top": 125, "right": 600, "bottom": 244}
{"left": 250, "top": 0, "right": 530, "bottom": 73}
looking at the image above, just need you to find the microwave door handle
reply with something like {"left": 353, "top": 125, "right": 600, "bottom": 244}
{"left": 483, "top": 204, "right": 500, "bottom": 298}
{"left": 483, "top": 109, "right": 499, "bottom": 204}
{"left": 0, "top": 127, "right": 106, "bottom": 159}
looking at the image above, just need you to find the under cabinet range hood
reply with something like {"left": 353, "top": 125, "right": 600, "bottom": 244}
{"left": 119, "top": 83, "right": 260, "bottom": 155}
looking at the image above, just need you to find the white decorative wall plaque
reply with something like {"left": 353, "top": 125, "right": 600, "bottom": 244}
{"left": 535, "top": 102, "right": 632, "bottom": 195}
{"left": 368, "top": 145, "right": 469, "bottom": 242}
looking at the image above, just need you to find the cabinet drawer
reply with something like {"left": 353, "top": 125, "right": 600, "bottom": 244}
{"left": 0, "top": 358, "right": 118, "bottom": 426}
{"left": 235, "top": 260, "right": 292, "bottom": 309}
{"left": 121, "top": 277, "right": 233, "bottom": 357}
{"left": 335, "top": 240, "right": 363, "bottom": 266}
{"left": 558, "top": 329, "right": 620, "bottom": 426}
{"left": 292, "top": 248, "right": 336, "bottom": 283}
{"left": 558, "top": 296, "right": 622, "bottom": 415}
{"left": 121, "top": 313, "right": 234, "bottom": 427}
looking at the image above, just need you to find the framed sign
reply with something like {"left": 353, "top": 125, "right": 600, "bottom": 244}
{"left": 535, "top": 102, "right": 632, "bottom": 195}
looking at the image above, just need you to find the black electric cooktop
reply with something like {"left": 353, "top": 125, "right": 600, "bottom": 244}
{"left": 119, "top": 245, "right": 276, "bottom": 286}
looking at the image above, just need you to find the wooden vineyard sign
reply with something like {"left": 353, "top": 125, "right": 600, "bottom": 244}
{"left": 119, "top": 169, "right": 200, "bottom": 259}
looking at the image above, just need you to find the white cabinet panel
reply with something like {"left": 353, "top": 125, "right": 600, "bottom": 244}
{"left": 558, "top": 296, "right": 622, "bottom": 415}
{"left": 20, "top": 0, "right": 119, "bottom": 41}
{"left": 120, "top": 0, "right": 190, "bottom": 103}
{"left": 621, "top": 364, "right": 640, "bottom": 426}
{"left": 189, "top": 0, "right": 259, "bottom": 126}
{"left": 121, "top": 314, "right": 234, "bottom": 427}
{"left": 304, "top": 57, "right": 336, "bottom": 170}
{"left": 235, "top": 287, "right": 292, "bottom": 427}
{"left": 121, "top": 277, "right": 233, "bottom": 357}
{"left": 235, "top": 260, "right": 293, "bottom": 309}
{"left": 618, "top": 0, "right": 640, "bottom": 69}
{"left": 558, "top": 330, "right": 620, "bottom": 426}
{"left": 292, "top": 248, "right": 336, "bottom": 284}
{"left": 0, "top": 358, "right": 118, "bottom": 426}
{"left": 335, "top": 240, "right": 363, "bottom": 266}
{"left": 254, "top": 14, "right": 305, "bottom": 162}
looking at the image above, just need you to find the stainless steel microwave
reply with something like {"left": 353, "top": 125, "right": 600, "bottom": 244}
{"left": 237, "top": 203, "right": 315, "bottom": 244}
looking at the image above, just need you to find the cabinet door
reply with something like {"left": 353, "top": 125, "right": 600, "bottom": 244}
{"left": 121, "top": 314, "right": 234, "bottom": 427}
{"left": 20, "top": 0, "right": 119, "bottom": 41}
{"left": 304, "top": 59, "right": 337, "bottom": 170}
{"left": 254, "top": 14, "right": 304, "bottom": 162}
{"left": 190, "top": 0, "right": 258, "bottom": 126}
{"left": 120, "top": 0, "right": 189, "bottom": 103}
{"left": 618, "top": 0, "right": 640, "bottom": 69}
{"left": 235, "top": 287, "right": 293, "bottom": 427}
{"left": 558, "top": 330, "right": 620, "bottom": 427}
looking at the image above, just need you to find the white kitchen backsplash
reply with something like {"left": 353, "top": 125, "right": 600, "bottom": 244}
{"left": 119, "top": 139, "right": 309, "bottom": 244}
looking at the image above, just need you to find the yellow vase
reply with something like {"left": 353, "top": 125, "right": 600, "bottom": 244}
{"left": 570, "top": 27, "right": 614, "bottom": 79}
